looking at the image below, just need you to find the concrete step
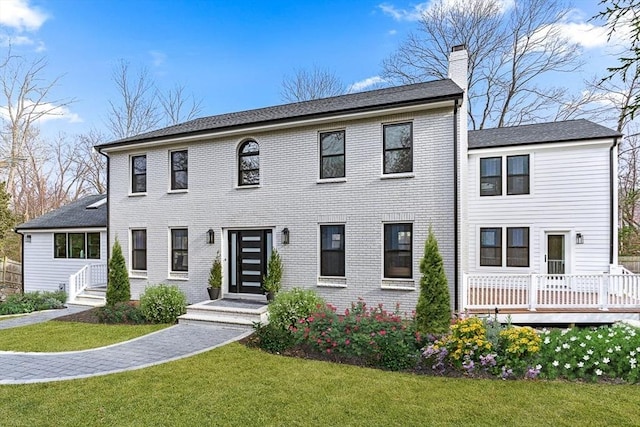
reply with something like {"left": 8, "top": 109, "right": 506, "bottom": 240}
{"left": 178, "top": 299, "right": 269, "bottom": 327}
{"left": 70, "top": 292, "right": 106, "bottom": 307}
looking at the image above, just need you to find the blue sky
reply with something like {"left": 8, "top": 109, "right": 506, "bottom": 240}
{"left": 0, "top": 0, "right": 625, "bottom": 138}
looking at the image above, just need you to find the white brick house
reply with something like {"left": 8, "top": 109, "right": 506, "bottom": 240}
{"left": 96, "top": 47, "right": 630, "bottom": 318}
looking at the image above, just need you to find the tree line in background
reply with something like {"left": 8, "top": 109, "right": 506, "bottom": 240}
{"left": 0, "top": 0, "right": 638, "bottom": 260}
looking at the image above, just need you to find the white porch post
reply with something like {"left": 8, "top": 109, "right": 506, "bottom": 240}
{"left": 529, "top": 274, "right": 538, "bottom": 311}
{"left": 461, "top": 273, "right": 468, "bottom": 313}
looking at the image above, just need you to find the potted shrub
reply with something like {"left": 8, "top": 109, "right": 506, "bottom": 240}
{"left": 262, "top": 249, "right": 283, "bottom": 302}
{"left": 208, "top": 252, "right": 222, "bottom": 300}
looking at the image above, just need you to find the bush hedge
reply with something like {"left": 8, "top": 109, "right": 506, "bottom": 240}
{"left": 140, "top": 284, "right": 187, "bottom": 324}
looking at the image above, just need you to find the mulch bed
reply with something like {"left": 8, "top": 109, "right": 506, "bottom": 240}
{"left": 54, "top": 307, "right": 103, "bottom": 323}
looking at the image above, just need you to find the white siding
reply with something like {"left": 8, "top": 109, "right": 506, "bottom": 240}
{"left": 107, "top": 110, "right": 457, "bottom": 311}
{"left": 467, "top": 140, "right": 614, "bottom": 275}
{"left": 21, "top": 229, "right": 107, "bottom": 293}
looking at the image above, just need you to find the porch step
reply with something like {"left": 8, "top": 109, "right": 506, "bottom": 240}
{"left": 179, "top": 299, "right": 269, "bottom": 327}
{"left": 69, "top": 287, "right": 106, "bottom": 307}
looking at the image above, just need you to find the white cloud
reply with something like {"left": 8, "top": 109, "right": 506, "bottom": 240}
{"left": 388, "top": 29, "right": 397, "bottom": 35}
{"left": 379, "top": 0, "right": 513, "bottom": 22}
{"left": 348, "top": 76, "right": 386, "bottom": 92}
{"left": 0, "top": 101, "right": 82, "bottom": 124}
{"left": 0, "top": 0, "right": 48, "bottom": 32}
{"left": 149, "top": 50, "right": 167, "bottom": 67}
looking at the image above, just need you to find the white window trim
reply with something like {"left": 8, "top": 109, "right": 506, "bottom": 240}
{"left": 168, "top": 227, "right": 189, "bottom": 277}
{"left": 236, "top": 138, "right": 261, "bottom": 188}
{"left": 129, "top": 153, "right": 148, "bottom": 197}
{"left": 318, "top": 128, "right": 346, "bottom": 181}
{"left": 317, "top": 222, "right": 346, "bottom": 281}
{"left": 381, "top": 121, "right": 414, "bottom": 176}
{"left": 129, "top": 227, "right": 148, "bottom": 277}
{"left": 380, "top": 221, "right": 414, "bottom": 281}
{"left": 168, "top": 148, "right": 189, "bottom": 193}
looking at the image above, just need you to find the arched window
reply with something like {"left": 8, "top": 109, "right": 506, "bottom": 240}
{"left": 238, "top": 140, "right": 259, "bottom": 186}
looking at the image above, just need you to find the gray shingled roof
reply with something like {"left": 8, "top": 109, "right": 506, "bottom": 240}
{"left": 16, "top": 195, "right": 107, "bottom": 231}
{"left": 469, "top": 119, "right": 621, "bottom": 149}
{"left": 97, "top": 79, "right": 463, "bottom": 149}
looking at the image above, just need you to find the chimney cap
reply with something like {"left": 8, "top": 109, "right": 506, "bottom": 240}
{"left": 451, "top": 44, "right": 466, "bottom": 52}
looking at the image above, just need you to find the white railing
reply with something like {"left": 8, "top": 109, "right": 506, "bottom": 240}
{"left": 68, "top": 263, "right": 107, "bottom": 303}
{"left": 464, "top": 273, "right": 640, "bottom": 312}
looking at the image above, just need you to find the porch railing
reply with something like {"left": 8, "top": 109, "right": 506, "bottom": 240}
{"left": 68, "top": 263, "right": 107, "bottom": 303}
{"left": 464, "top": 273, "right": 640, "bottom": 312}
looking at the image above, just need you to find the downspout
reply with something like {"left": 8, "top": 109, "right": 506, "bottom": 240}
{"left": 453, "top": 99, "right": 459, "bottom": 311}
{"left": 610, "top": 138, "right": 617, "bottom": 264}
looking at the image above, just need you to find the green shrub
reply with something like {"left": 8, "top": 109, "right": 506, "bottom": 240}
{"left": 96, "top": 302, "right": 147, "bottom": 324}
{"left": 293, "top": 300, "right": 420, "bottom": 371}
{"left": 0, "top": 291, "right": 67, "bottom": 315}
{"left": 107, "top": 238, "right": 131, "bottom": 306}
{"left": 415, "top": 227, "right": 451, "bottom": 334}
{"left": 252, "top": 322, "right": 296, "bottom": 353}
{"left": 140, "top": 284, "right": 187, "bottom": 324}
{"left": 268, "top": 288, "right": 325, "bottom": 329}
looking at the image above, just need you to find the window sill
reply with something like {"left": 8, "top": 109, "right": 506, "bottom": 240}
{"left": 168, "top": 189, "right": 188, "bottom": 194}
{"left": 316, "top": 282, "right": 347, "bottom": 288}
{"left": 316, "top": 178, "right": 347, "bottom": 184}
{"left": 235, "top": 184, "right": 261, "bottom": 190}
{"left": 381, "top": 279, "right": 415, "bottom": 291}
{"left": 128, "top": 192, "right": 147, "bottom": 197}
{"left": 168, "top": 273, "right": 189, "bottom": 281}
{"left": 317, "top": 276, "right": 347, "bottom": 288}
{"left": 130, "top": 272, "right": 148, "bottom": 279}
{"left": 380, "top": 173, "right": 414, "bottom": 180}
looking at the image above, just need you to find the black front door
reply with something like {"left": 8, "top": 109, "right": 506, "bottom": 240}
{"left": 228, "top": 229, "right": 272, "bottom": 294}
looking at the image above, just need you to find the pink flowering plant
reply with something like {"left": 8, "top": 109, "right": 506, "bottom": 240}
{"left": 290, "top": 300, "right": 420, "bottom": 371}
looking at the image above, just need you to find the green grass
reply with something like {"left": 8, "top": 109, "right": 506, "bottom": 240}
{"left": 0, "top": 343, "right": 638, "bottom": 426}
{"left": 0, "top": 321, "right": 168, "bottom": 352}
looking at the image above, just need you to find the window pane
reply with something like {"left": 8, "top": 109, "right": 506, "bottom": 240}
{"left": 384, "top": 123, "right": 412, "bottom": 149}
{"left": 54, "top": 233, "right": 67, "bottom": 258}
{"left": 132, "top": 230, "right": 147, "bottom": 271}
{"left": 321, "top": 131, "right": 344, "bottom": 156}
{"left": 133, "top": 156, "right": 146, "bottom": 174}
{"left": 240, "top": 155, "right": 259, "bottom": 170}
{"left": 173, "top": 171, "right": 188, "bottom": 189}
{"left": 320, "top": 225, "right": 345, "bottom": 277}
{"left": 87, "top": 233, "right": 100, "bottom": 259}
{"left": 69, "top": 233, "right": 86, "bottom": 259}
{"left": 240, "top": 141, "right": 259, "bottom": 154}
{"left": 241, "top": 170, "right": 260, "bottom": 185}
{"left": 132, "top": 155, "right": 147, "bottom": 193}
{"left": 321, "top": 156, "right": 345, "bottom": 179}
{"left": 384, "top": 223, "right": 412, "bottom": 278}
{"left": 384, "top": 149, "right": 412, "bottom": 174}
{"left": 239, "top": 141, "right": 260, "bottom": 186}
{"left": 507, "top": 176, "right": 529, "bottom": 195}
{"left": 480, "top": 228, "right": 501, "bottom": 266}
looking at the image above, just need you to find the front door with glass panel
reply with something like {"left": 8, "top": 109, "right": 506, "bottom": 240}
{"left": 546, "top": 234, "right": 566, "bottom": 275}
{"left": 228, "top": 230, "right": 272, "bottom": 294}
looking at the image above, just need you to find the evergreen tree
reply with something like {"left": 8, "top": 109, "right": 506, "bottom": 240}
{"left": 415, "top": 227, "right": 451, "bottom": 334}
{"left": 106, "top": 238, "right": 130, "bottom": 305}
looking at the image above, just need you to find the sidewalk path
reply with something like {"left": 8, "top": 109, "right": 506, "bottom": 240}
{"left": 0, "top": 307, "right": 252, "bottom": 385}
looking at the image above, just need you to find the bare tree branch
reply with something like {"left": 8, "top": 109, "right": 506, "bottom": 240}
{"left": 281, "top": 66, "right": 346, "bottom": 102}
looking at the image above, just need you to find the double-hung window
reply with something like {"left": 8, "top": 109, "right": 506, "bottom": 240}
{"left": 383, "top": 122, "right": 412, "bottom": 174}
{"left": 507, "top": 155, "right": 529, "bottom": 195}
{"left": 131, "top": 155, "right": 147, "bottom": 193}
{"left": 131, "top": 229, "right": 147, "bottom": 271}
{"left": 320, "top": 225, "right": 345, "bottom": 277}
{"left": 170, "top": 150, "right": 188, "bottom": 190}
{"left": 480, "top": 157, "right": 502, "bottom": 196}
{"left": 171, "top": 228, "right": 188, "bottom": 272}
{"left": 480, "top": 228, "right": 502, "bottom": 266}
{"left": 384, "top": 223, "right": 412, "bottom": 278}
{"left": 320, "top": 131, "right": 345, "bottom": 179}
{"left": 506, "top": 227, "right": 529, "bottom": 267}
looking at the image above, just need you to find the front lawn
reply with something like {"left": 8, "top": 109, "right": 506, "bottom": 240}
{"left": 0, "top": 321, "right": 168, "bottom": 352}
{"left": 0, "top": 343, "right": 638, "bottom": 426}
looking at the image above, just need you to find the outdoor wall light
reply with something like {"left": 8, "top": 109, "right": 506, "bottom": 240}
{"left": 282, "top": 227, "right": 290, "bottom": 245}
{"left": 576, "top": 233, "right": 584, "bottom": 245}
{"left": 207, "top": 229, "right": 215, "bottom": 244}
{"left": 25, "top": 235, "right": 31, "bottom": 243}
